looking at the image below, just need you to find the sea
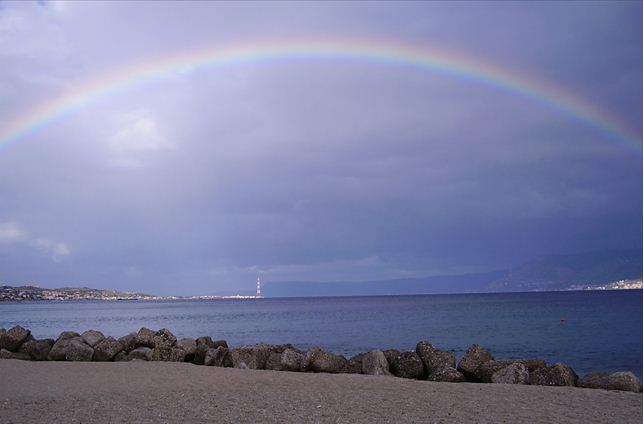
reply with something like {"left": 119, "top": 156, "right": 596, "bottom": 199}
{"left": 0, "top": 290, "right": 641, "bottom": 378}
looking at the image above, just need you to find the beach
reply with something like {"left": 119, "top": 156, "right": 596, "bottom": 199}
{"left": 0, "top": 360, "right": 640, "bottom": 423}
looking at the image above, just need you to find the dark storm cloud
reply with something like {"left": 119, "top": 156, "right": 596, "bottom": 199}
{"left": 0, "top": 1, "right": 640, "bottom": 295}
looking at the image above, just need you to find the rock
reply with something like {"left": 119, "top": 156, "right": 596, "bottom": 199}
{"left": 48, "top": 337, "right": 94, "bottom": 361}
{"left": 204, "top": 346, "right": 233, "bottom": 367}
{"left": 113, "top": 351, "right": 127, "bottom": 362}
{"left": 457, "top": 344, "right": 495, "bottom": 382}
{"left": 529, "top": 363, "right": 578, "bottom": 387}
{"left": 176, "top": 338, "right": 197, "bottom": 362}
{"left": 382, "top": 349, "right": 402, "bottom": 374}
{"left": 18, "top": 338, "right": 54, "bottom": 361}
{"left": 118, "top": 333, "right": 137, "bottom": 352}
{"left": 346, "top": 353, "right": 367, "bottom": 374}
{"left": 362, "top": 350, "right": 391, "bottom": 376}
{"left": 0, "top": 348, "right": 31, "bottom": 360}
{"left": 231, "top": 345, "right": 272, "bottom": 370}
{"left": 193, "top": 337, "right": 228, "bottom": 365}
{"left": 265, "top": 348, "right": 308, "bottom": 372}
{"left": 151, "top": 346, "right": 186, "bottom": 362}
{"left": 478, "top": 359, "right": 546, "bottom": 383}
{"left": 306, "top": 347, "right": 349, "bottom": 374}
{"left": 416, "top": 341, "right": 456, "bottom": 376}
{"left": 81, "top": 330, "right": 105, "bottom": 348}
{"left": 134, "top": 327, "right": 157, "bottom": 348}
{"left": 127, "top": 347, "right": 153, "bottom": 361}
{"left": 389, "top": 351, "right": 424, "bottom": 379}
{"left": 92, "top": 337, "right": 124, "bottom": 361}
{"left": 56, "top": 331, "right": 81, "bottom": 342}
{"left": 577, "top": 372, "right": 610, "bottom": 389}
{"left": 428, "top": 366, "right": 466, "bottom": 383}
{"left": 152, "top": 328, "right": 177, "bottom": 349}
{"left": 490, "top": 363, "right": 530, "bottom": 384}
{"left": 0, "top": 325, "right": 31, "bottom": 352}
{"left": 608, "top": 372, "right": 642, "bottom": 393}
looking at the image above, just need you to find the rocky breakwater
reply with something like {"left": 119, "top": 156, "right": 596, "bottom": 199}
{"left": 0, "top": 325, "right": 641, "bottom": 393}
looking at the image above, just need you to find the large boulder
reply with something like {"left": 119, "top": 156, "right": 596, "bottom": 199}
{"left": 176, "top": 338, "right": 197, "bottom": 362}
{"left": 231, "top": 345, "right": 272, "bottom": 370}
{"left": 0, "top": 348, "right": 31, "bottom": 360}
{"left": 382, "top": 349, "right": 401, "bottom": 374}
{"left": 416, "top": 341, "right": 456, "bottom": 377}
{"left": 56, "top": 331, "right": 81, "bottom": 342}
{"left": 48, "top": 337, "right": 94, "bottom": 361}
{"left": 529, "top": 363, "right": 578, "bottom": 387}
{"left": 306, "top": 347, "right": 348, "bottom": 374}
{"left": 126, "top": 346, "right": 153, "bottom": 361}
{"left": 193, "top": 337, "right": 228, "bottom": 365}
{"left": 346, "top": 353, "right": 367, "bottom": 374}
{"left": 577, "top": 372, "right": 610, "bottom": 389}
{"left": 92, "top": 337, "right": 124, "bottom": 361}
{"left": 362, "top": 350, "right": 391, "bottom": 376}
{"left": 134, "top": 327, "right": 157, "bottom": 348}
{"left": 428, "top": 366, "right": 466, "bottom": 383}
{"left": 607, "top": 372, "right": 642, "bottom": 393}
{"left": 478, "top": 359, "right": 546, "bottom": 383}
{"left": 153, "top": 328, "right": 177, "bottom": 349}
{"left": 0, "top": 325, "right": 31, "bottom": 352}
{"left": 151, "top": 346, "right": 186, "bottom": 362}
{"left": 457, "top": 344, "right": 495, "bottom": 382}
{"left": 265, "top": 348, "right": 308, "bottom": 372}
{"left": 118, "top": 333, "right": 137, "bottom": 352}
{"left": 81, "top": 330, "right": 105, "bottom": 348}
{"left": 389, "top": 351, "right": 424, "bottom": 380}
{"left": 204, "top": 346, "right": 233, "bottom": 367}
{"left": 490, "top": 363, "right": 530, "bottom": 384}
{"left": 18, "top": 338, "right": 54, "bottom": 361}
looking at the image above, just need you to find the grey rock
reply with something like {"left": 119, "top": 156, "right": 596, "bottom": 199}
{"left": 152, "top": 328, "right": 177, "bottom": 349}
{"left": 346, "top": 353, "right": 367, "bottom": 374}
{"left": 266, "top": 348, "right": 308, "bottom": 372}
{"left": 457, "top": 344, "right": 495, "bottom": 382}
{"left": 204, "top": 346, "right": 233, "bottom": 367}
{"left": 93, "top": 337, "right": 124, "bottom": 361}
{"left": 176, "top": 338, "right": 197, "bottom": 361}
{"left": 362, "top": 350, "right": 391, "bottom": 376}
{"left": 529, "top": 363, "right": 578, "bottom": 387}
{"left": 428, "top": 366, "right": 466, "bottom": 383}
{"left": 491, "top": 363, "right": 530, "bottom": 384}
{"left": 306, "top": 347, "right": 348, "bottom": 374}
{"left": 0, "top": 348, "right": 31, "bottom": 360}
{"left": 478, "top": 359, "right": 546, "bottom": 383}
{"left": 81, "top": 330, "right": 105, "bottom": 348}
{"left": 151, "top": 346, "right": 186, "bottom": 362}
{"left": 416, "top": 341, "right": 456, "bottom": 376}
{"left": 608, "top": 372, "right": 642, "bottom": 393}
{"left": 193, "top": 337, "right": 227, "bottom": 365}
{"left": 0, "top": 325, "right": 31, "bottom": 352}
{"left": 56, "top": 331, "right": 81, "bottom": 342}
{"left": 48, "top": 337, "right": 94, "bottom": 361}
{"left": 113, "top": 351, "right": 127, "bottom": 362}
{"left": 134, "top": 327, "right": 157, "bottom": 348}
{"left": 389, "top": 351, "right": 424, "bottom": 380}
{"left": 577, "top": 372, "right": 610, "bottom": 389}
{"left": 231, "top": 345, "right": 272, "bottom": 370}
{"left": 127, "top": 347, "right": 153, "bottom": 361}
{"left": 18, "top": 338, "right": 54, "bottom": 361}
{"left": 118, "top": 333, "right": 137, "bottom": 352}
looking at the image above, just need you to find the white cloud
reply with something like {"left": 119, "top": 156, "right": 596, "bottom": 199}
{"left": 0, "top": 222, "right": 26, "bottom": 243}
{"left": 30, "top": 238, "right": 71, "bottom": 262}
{"left": 108, "top": 109, "right": 173, "bottom": 167}
{"left": 0, "top": 222, "right": 70, "bottom": 261}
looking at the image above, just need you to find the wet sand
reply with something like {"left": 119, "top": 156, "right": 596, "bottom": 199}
{"left": 0, "top": 360, "right": 641, "bottom": 423}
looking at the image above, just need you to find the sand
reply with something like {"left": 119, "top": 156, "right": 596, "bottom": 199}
{"left": 0, "top": 360, "right": 641, "bottom": 423}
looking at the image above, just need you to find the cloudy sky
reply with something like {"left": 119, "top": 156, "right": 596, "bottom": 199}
{"left": 0, "top": 1, "right": 641, "bottom": 295}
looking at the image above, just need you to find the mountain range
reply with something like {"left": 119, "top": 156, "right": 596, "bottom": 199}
{"left": 264, "top": 248, "right": 642, "bottom": 297}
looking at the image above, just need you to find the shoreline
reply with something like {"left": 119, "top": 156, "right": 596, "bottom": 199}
{"left": 0, "top": 360, "right": 641, "bottom": 423}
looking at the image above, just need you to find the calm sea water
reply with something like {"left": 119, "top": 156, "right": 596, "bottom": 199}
{"left": 0, "top": 290, "right": 641, "bottom": 378}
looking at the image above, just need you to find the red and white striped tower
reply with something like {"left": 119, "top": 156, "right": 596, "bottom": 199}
{"left": 256, "top": 276, "right": 261, "bottom": 298}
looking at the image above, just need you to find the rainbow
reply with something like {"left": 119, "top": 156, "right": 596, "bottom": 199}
{"left": 0, "top": 37, "right": 641, "bottom": 151}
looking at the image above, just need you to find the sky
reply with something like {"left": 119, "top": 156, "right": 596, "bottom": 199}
{"left": 0, "top": 1, "right": 641, "bottom": 296}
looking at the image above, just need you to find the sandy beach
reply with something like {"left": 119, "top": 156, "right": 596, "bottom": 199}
{"left": 0, "top": 360, "right": 641, "bottom": 423}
